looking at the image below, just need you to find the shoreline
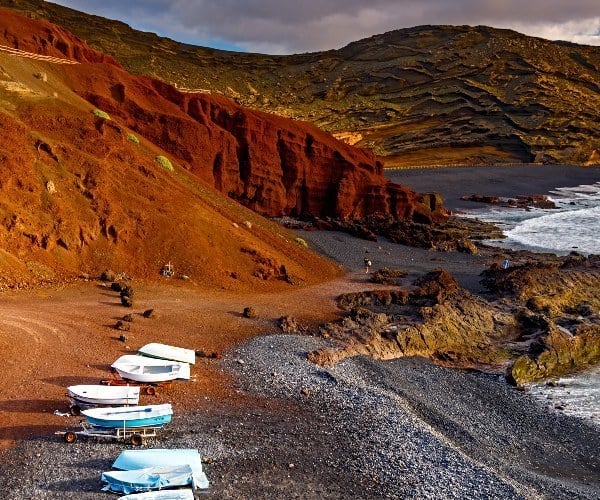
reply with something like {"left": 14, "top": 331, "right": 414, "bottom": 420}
{"left": 1, "top": 334, "right": 598, "bottom": 498}
{"left": 386, "top": 164, "right": 600, "bottom": 211}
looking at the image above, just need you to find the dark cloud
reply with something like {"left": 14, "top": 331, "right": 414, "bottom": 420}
{"left": 52, "top": 0, "right": 600, "bottom": 53}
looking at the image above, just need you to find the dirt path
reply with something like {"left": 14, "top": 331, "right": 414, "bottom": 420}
{"left": 0, "top": 272, "right": 378, "bottom": 451}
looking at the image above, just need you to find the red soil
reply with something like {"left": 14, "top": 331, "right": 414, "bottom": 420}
{"left": 0, "top": 276, "right": 376, "bottom": 451}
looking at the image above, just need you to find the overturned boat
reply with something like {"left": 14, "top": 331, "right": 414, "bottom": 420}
{"left": 138, "top": 343, "right": 196, "bottom": 365}
{"left": 111, "top": 355, "right": 190, "bottom": 383}
{"left": 82, "top": 403, "right": 173, "bottom": 429}
{"left": 67, "top": 385, "right": 140, "bottom": 408}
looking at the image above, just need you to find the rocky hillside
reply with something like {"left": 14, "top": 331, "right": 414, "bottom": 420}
{"left": 3, "top": 0, "right": 599, "bottom": 166}
{"left": 0, "top": 8, "right": 445, "bottom": 288}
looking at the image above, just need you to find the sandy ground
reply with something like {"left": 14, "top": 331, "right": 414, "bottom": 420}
{"left": 0, "top": 274, "right": 383, "bottom": 451}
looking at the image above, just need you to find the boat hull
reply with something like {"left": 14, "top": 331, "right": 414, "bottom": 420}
{"left": 138, "top": 343, "right": 196, "bottom": 365}
{"left": 82, "top": 404, "right": 172, "bottom": 429}
{"left": 111, "top": 355, "right": 190, "bottom": 383}
{"left": 67, "top": 385, "right": 140, "bottom": 406}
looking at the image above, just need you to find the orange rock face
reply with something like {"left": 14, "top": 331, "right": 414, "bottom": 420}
{"left": 67, "top": 69, "right": 448, "bottom": 222}
{"left": 1, "top": 7, "right": 447, "bottom": 224}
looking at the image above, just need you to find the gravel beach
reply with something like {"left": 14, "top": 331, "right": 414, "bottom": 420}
{"left": 1, "top": 334, "right": 598, "bottom": 499}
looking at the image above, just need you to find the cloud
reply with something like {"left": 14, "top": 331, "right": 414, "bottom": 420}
{"left": 52, "top": 0, "right": 600, "bottom": 53}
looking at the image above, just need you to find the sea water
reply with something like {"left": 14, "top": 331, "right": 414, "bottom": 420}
{"left": 465, "top": 181, "right": 600, "bottom": 426}
{"left": 468, "top": 181, "right": 600, "bottom": 255}
{"left": 525, "top": 365, "right": 600, "bottom": 427}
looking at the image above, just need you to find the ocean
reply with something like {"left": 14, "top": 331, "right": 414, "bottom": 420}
{"left": 386, "top": 167, "right": 600, "bottom": 428}
{"left": 462, "top": 181, "right": 600, "bottom": 427}
{"left": 465, "top": 181, "right": 600, "bottom": 256}
{"left": 525, "top": 365, "right": 600, "bottom": 427}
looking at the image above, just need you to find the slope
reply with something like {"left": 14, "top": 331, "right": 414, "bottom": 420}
{"left": 0, "top": 9, "right": 344, "bottom": 289}
{"left": 2, "top": 0, "right": 599, "bottom": 166}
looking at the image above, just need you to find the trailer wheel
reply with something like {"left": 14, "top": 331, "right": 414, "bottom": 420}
{"left": 69, "top": 405, "right": 82, "bottom": 416}
{"left": 144, "top": 386, "right": 156, "bottom": 396}
{"left": 64, "top": 431, "right": 77, "bottom": 444}
{"left": 130, "top": 433, "right": 143, "bottom": 446}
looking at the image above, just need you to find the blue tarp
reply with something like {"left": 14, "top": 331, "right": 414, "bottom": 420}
{"left": 101, "top": 465, "right": 195, "bottom": 494}
{"left": 109, "top": 449, "right": 209, "bottom": 491}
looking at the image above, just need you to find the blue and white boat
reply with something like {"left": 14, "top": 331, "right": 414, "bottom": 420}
{"left": 82, "top": 404, "right": 172, "bottom": 428}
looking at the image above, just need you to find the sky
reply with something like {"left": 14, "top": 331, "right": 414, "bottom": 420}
{"left": 51, "top": 0, "right": 600, "bottom": 54}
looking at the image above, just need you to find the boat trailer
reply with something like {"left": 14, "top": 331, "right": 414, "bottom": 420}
{"left": 100, "top": 373, "right": 173, "bottom": 396}
{"left": 56, "top": 421, "right": 161, "bottom": 446}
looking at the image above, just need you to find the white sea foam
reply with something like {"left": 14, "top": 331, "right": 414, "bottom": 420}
{"left": 466, "top": 182, "right": 600, "bottom": 422}
{"left": 470, "top": 181, "right": 600, "bottom": 255}
{"left": 505, "top": 205, "right": 600, "bottom": 254}
{"left": 526, "top": 366, "right": 600, "bottom": 426}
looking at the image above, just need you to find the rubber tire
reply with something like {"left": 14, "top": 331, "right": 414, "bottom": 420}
{"left": 69, "top": 405, "right": 82, "bottom": 416}
{"left": 64, "top": 431, "right": 77, "bottom": 444}
{"left": 144, "top": 386, "right": 156, "bottom": 396}
{"left": 130, "top": 433, "right": 143, "bottom": 446}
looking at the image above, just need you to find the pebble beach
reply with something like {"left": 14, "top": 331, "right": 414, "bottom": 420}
{"left": 1, "top": 332, "right": 598, "bottom": 498}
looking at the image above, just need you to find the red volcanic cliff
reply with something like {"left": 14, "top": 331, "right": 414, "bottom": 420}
{"left": 0, "top": 8, "right": 446, "bottom": 224}
{"left": 64, "top": 68, "right": 446, "bottom": 222}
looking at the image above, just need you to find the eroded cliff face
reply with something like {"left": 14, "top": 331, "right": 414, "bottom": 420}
{"left": 0, "top": 8, "right": 448, "bottom": 286}
{"left": 308, "top": 260, "right": 600, "bottom": 383}
{"left": 63, "top": 65, "right": 447, "bottom": 223}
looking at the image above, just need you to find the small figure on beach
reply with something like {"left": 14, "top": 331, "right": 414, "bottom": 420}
{"left": 502, "top": 259, "right": 510, "bottom": 269}
{"left": 364, "top": 257, "right": 372, "bottom": 273}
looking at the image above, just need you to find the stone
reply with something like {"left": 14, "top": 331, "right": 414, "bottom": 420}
{"left": 243, "top": 307, "right": 258, "bottom": 319}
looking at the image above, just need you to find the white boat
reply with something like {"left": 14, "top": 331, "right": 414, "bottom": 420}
{"left": 111, "top": 355, "right": 190, "bottom": 383}
{"left": 67, "top": 385, "right": 140, "bottom": 407}
{"left": 138, "top": 343, "right": 196, "bottom": 365}
{"left": 118, "top": 490, "right": 194, "bottom": 500}
{"left": 82, "top": 403, "right": 173, "bottom": 428}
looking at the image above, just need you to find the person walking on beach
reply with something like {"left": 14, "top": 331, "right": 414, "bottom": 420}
{"left": 364, "top": 257, "right": 372, "bottom": 273}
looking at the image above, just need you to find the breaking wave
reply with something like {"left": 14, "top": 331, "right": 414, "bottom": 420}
{"left": 472, "top": 181, "right": 600, "bottom": 255}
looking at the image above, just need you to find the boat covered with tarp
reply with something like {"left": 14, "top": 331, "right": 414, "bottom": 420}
{"left": 101, "top": 465, "right": 196, "bottom": 494}
{"left": 113, "top": 449, "right": 208, "bottom": 490}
